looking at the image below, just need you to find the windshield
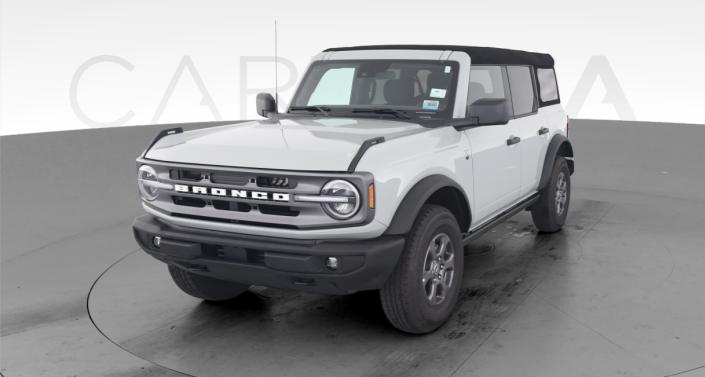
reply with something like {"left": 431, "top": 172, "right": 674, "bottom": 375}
{"left": 289, "top": 60, "right": 459, "bottom": 119}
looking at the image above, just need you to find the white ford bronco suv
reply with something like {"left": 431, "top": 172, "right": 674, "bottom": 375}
{"left": 133, "top": 45, "right": 574, "bottom": 333}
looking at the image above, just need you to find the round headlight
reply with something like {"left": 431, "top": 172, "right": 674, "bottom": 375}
{"left": 320, "top": 180, "right": 360, "bottom": 220}
{"left": 137, "top": 165, "right": 160, "bottom": 201}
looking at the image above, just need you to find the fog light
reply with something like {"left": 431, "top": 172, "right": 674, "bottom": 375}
{"left": 153, "top": 236, "right": 162, "bottom": 248}
{"left": 325, "top": 257, "right": 339, "bottom": 270}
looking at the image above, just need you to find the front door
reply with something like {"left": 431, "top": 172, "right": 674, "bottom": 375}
{"left": 465, "top": 123, "right": 521, "bottom": 222}
{"left": 464, "top": 65, "right": 521, "bottom": 223}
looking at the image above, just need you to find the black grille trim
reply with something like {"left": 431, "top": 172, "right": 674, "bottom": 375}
{"left": 259, "top": 204, "right": 300, "bottom": 217}
{"left": 172, "top": 196, "right": 206, "bottom": 208}
{"left": 210, "top": 172, "right": 250, "bottom": 186}
{"left": 212, "top": 200, "right": 251, "bottom": 212}
{"left": 256, "top": 176, "right": 296, "bottom": 188}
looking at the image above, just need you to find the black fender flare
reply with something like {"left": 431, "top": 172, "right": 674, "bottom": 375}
{"left": 538, "top": 134, "right": 574, "bottom": 190}
{"left": 384, "top": 175, "right": 471, "bottom": 235}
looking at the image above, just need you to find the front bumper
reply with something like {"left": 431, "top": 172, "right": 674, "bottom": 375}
{"left": 132, "top": 215, "right": 405, "bottom": 295}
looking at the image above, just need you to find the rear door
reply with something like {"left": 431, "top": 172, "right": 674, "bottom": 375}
{"left": 536, "top": 66, "right": 566, "bottom": 138}
{"left": 507, "top": 65, "right": 545, "bottom": 194}
{"left": 464, "top": 65, "right": 520, "bottom": 222}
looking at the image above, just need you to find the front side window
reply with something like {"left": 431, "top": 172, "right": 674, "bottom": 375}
{"left": 507, "top": 66, "right": 538, "bottom": 116}
{"left": 467, "top": 65, "right": 513, "bottom": 124}
{"left": 291, "top": 60, "right": 459, "bottom": 119}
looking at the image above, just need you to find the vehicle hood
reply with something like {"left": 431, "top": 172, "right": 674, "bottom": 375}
{"left": 144, "top": 117, "right": 429, "bottom": 171}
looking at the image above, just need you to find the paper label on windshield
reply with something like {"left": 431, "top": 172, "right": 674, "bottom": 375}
{"left": 422, "top": 100, "right": 440, "bottom": 111}
{"left": 430, "top": 88, "right": 447, "bottom": 98}
{"left": 445, "top": 66, "right": 452, "bottom": 73}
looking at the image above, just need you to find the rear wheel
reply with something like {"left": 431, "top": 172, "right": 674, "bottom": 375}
{"left": 380, "top": 205, "right": 464, "bottom": 334}
{"left": 168, "top": 265, "right": 249, "bottom": 301}
{"left": 531, "top": 157, "right": 571, "bottom": 232}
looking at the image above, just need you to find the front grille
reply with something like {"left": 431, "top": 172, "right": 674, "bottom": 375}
{"left": 173, "top": 199, "right": 299, "bottom": 217}
{"left": 143, "top": 160, "right": 374, "bottom": 230}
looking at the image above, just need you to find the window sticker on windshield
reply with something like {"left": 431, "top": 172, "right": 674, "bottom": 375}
{"left": 444, "top": 66, "right": 452, "bottom": 73}
{"left": 422, "top": 100, "right": 440, "bottom": 111}
{"left": 429, "top": 88, "right": 447, "bottom": 98}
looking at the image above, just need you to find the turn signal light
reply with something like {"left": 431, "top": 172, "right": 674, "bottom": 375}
{"left": 368, "top": 184, "right": 375, "bottom": 209}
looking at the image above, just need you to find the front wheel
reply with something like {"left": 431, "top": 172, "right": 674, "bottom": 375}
{"left": 531, "top": 157, "right": 571, "bottom": 232}
{"left": 168, "top": 265, "right": 249, "bottom": 301}
{"left": 380, "top": 205, "right": 464, "bottom": 334}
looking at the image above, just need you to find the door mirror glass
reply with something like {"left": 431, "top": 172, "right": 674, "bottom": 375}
{"left": 256, "top": 93, "right": 277, "bottom": 118}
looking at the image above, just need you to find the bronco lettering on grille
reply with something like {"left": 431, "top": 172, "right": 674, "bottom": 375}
{"left": 174, "top": 184, "right": 290, "bottom": 202}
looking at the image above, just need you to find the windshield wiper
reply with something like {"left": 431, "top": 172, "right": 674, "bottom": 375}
{"left": 289, "top": 106, "right": 331, "bottom": 116}
{"left": 351, "top": 108, "right": 411, "bottom": 119}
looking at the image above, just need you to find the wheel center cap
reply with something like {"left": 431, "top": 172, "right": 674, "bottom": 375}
{"left": 431, "top": 261, "right": 441, "bottom": 275}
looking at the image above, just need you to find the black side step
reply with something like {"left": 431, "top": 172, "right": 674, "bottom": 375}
{"left": 462, "top": 193, "right": 539, "bottom": 245}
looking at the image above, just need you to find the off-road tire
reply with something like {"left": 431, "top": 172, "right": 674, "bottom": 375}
{"left": 380, "top": 204, "right": 464, "bottom": 334}
{"left": 168, "top": 265, "right": 249, "bottom": 301}
{"left": 531, "top": 157, "right": 571, "bottom": 233}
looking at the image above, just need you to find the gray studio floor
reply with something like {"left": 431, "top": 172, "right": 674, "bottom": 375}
{"left": 1, "top": 120, "right": 704, "bottom": 377}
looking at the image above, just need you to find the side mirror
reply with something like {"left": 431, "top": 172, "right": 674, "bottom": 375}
{"left": 451, "top": 117, "right": 480, "bottom": 131}
{"left": 256, "top": 93, "right": 277, "bottom": 118}
{"left": 462, "top": 99, "right": 512, "bottom": 128}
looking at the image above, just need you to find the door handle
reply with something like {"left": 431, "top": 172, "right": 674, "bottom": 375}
{"left": 506, "top": 136, "right": 521, "bottom": 146}
{"left": 538, "top": 127, "right": 550, "bottom": 135}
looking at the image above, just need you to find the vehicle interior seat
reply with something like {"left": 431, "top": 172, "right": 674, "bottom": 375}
{"left": 383, "top": 79, "right": 417, "bottom": 107}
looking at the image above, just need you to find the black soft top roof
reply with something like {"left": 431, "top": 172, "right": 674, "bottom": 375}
{"left": 324, "top": 45, "right": 554, "bottom": 68}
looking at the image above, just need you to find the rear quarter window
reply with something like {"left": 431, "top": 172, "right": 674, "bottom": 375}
{"left": 537, "top": 68, "right": 559, "bottom": 103}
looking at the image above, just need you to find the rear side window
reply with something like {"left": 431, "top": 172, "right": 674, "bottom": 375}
{"left": 467, "top": 65, "right": 513, "bottom": 124}
{"left": 537, "top": 68, "right": 559, "bottom": 103}
{"left": 507, "top": 66, "right": 537, "bottom": 116}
